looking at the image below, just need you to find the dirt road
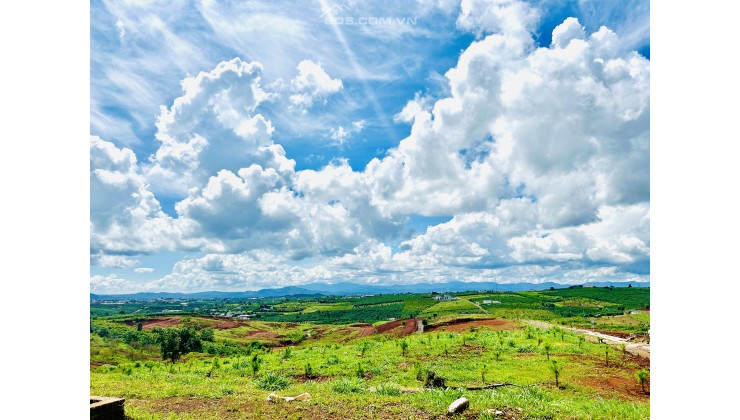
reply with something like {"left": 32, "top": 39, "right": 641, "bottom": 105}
{"left": 524, "top": 320, "right": 650, "bottom": 359}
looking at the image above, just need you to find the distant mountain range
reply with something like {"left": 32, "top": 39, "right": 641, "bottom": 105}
{"left": 90, "top": 280, "right": 649, "bottom": 301}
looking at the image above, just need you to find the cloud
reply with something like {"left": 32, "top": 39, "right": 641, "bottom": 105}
{"left": 289, "top": 60, "right": 343, "bottom": 109}
{"left": 90, "top": 252, "right": 140, "bottom": 268}
{"left": 364, "top": 13, "right": 649, "bottom": 228}
{"left": 115, "top": 18, "right": 126, "bottom": 43}
{"left": 90, "top": 0, "right": 650, "bottom": 291}
{"left": 90, "top": 274, "right": 136, "bottom": 294}
{"left": 90, "top": 135, "right": 179, "bottom": 255}
{"left": 457, "top": 0, "right": 540, "bottom": 38}
{"left": 134, "top": 267, "right": 155, "bottom": 273}
{"left": 329, "top": 120, "right": 365, "bottom": 145}
{"left": 146, "top": 58, "right": 289, "bottom": 196}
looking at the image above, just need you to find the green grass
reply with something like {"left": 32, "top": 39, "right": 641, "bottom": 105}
{"left": 421, "top": 298, "right": 486, "bottom": 316}
{"left": 92, "top": 288, "right": 649, "bottom": 419}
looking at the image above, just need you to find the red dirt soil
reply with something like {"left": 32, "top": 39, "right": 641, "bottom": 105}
{"left": 376, "top": 318, "right": 420, "bottom": 335}
{"left": 426, "top": 318, "right": 517, "bottom": 332}
{"left": 139, "top": 317, "right": 184, "bottom": 330}
{"left": 139, "top": 317, "right": 284, "bottom": 341}
{"left": 356, "top": 324, "right": 376, "bottom": 337}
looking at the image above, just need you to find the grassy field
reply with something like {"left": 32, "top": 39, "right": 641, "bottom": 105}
{"left": 91, "top": 288, "right": 650, "bottom": 419}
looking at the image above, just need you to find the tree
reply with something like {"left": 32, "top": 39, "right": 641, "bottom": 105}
{"left": 359, "top": 341, "right": 369, "bottom": 358}
{"left": 543, "top": 342, "right": 552, "bottom": 360}
{"left": 604, "top": 345, "right": 610, "bottom": 367}
{"left": 549, "top": 360, "right": 562, "bottom": 388}
{"left": 136, "top": 322, "right": 143, "bottom": 332}
{"left": 200, "top": 329, "right": 215, "bottom": 342}
{"left": 635, "top": 369, "right": 649, "bottom": 393}
{"left": 157, "top": 328, "right": 182, "bottom": 364}
{"left": 250, "top": 354, "right": 262, "bottom": 375}
{"left": 400, "top": 340, "right": 409, "bottom": 356}
{"left": 155, "top": 326, "right": 203, "bottom": 363}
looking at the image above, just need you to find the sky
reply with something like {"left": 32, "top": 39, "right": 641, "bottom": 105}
{"left": 90, "top": 0, "right": 650, "bottom": 294}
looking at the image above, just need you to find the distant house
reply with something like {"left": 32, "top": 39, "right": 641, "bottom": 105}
{"left": 482, "top": 300, "right": 501, "bottom": 305}
{"left": 387, "top": 317, "right": 396, "bottom": 321}
{"left": 433, "top": 294, "right": 456, "bottom": 301}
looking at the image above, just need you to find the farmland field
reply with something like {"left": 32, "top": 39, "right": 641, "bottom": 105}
{"left": 90, "top": 287, "right": 650, "bottom": 419}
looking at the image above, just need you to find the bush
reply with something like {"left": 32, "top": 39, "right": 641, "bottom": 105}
{"left": 331, "top": 378, "right": 365, "bottom": 394}
{"left": 200, "top": 329, "right": 215, "bottom": 342}
{"left": 516, "top": 344, "right": 537, "bottom": 353}
{"left": 281, "top": 347, "right": 293, "bottom": 359}
{"left": 423, "top": 370, "right": 446, "bottom": 388}
{"left": 304, "top": 363, "right": 315, "bottom": 379}
{"left": 256, "top": 373, "right": 290, "bottom": 391}
{"left": 376, "top": 382, "right": 402, "bottom": 396}
{"left": 356, "top": 363, "right": 366, "bottom": 378}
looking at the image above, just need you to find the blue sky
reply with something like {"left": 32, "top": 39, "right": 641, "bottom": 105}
{"left": 90, "top": 0, "right": 650, "bottom": 293}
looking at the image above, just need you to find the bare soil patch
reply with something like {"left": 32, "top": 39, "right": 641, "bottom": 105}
{"left": 139, "top": 317, "right": 183, "bottom": 330}
{"left": 128, "top": 397, "right": 444, "bottom": 419}
{"left": 564, "top": 354, "right": 650, "bottom": 401}
{"left": 375, "top": 318, "right": 420, "bottom": 336}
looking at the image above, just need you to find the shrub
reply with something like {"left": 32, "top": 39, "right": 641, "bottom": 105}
{"left": 325, "top": 354, "right": 341, "bottom": 365}
{"left": 635, "top": 369, "right": 649, "bottom": 393}
{"left": 304, "top": 363, "right": 315, "bottom": 379}
{"left": 250, "top": 354, "right": 262, "bottom": 375}
{"left": 549, "top": 360, "right": 563, "bottom": 388}
{"left": 376, "top": 382, "right": 402, "bottom": 396}
{"left": 516, "top": 344, "right": 537, "bottom": 353}
{"left": 358, "top": 341, "right": 370, "bottom": 358}
{"left": 356, "top": 363, "right": 366, "bottom": 378}
{"left": 421, "top": 369, "right": 446, "bottom": 388}
{"left": 200, "top": 329, "right": 215, "bottom": 342}
{"left": 281, "top": 347, "right": 292, "bottom": 359}
{"left": 256, "top": 373, "right": 290, "bottom": 391}
{"left": 543, "top": 343, "right": 553, "bottom": 360}
{"left": 332, "top": 378, "right": 365, "bottom": 394}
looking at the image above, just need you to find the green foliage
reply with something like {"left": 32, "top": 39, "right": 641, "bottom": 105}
{"left": 400, "top": 340, "right": 409, "bottom": 356}
{"left": 256, "top": 373, "right": 290, "bottom": 391}
{"left": 250, "top": 354, "right": 263, "bottom": 375}
{"left": 358, "top": 341, "right": 370, "bottom": 358}
{"left": 401, "top": 298, "right": 437, "bottom": 318}
{"left": 200, "top": 328, "right": 215, "bottom": 342}
{"left": 304, "top": 362, "right": 315, "bottom": 379}
{"left": 422, "top": 369, "right": 446, "bottom": 388}
{"left": 492, "top": 347, "right": 503, "bottom": 362}
{"left": 90, "top": 289, "right": 650, "bottom": 419}
{"left": 549, "top": 360, "right": 563, "bottom": 388}
{"left": 375, "top": 382, "right": 402, "bottom": 396}
{"left": 355, "top": 362, "right": 366, "bottom": 378}
{"left": 281, "top": 347, "right": 293, "bottom": 359}
{"left": 635, "top": 369, "right": 649, "bottom": 393}
{"left": 331, "top": 378, "right": 365, "bottom": 394}
{"left": 266, "top": 303, "right": 405, "bottom": 324}
{"left": 543, "top": 287, "right": 650, "bottom": 310}
{"left": 543, "top": 342, "right": 553, "bottom": 360}
{"left": 153, "top": 326, "right": 203, "bottom": 363}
